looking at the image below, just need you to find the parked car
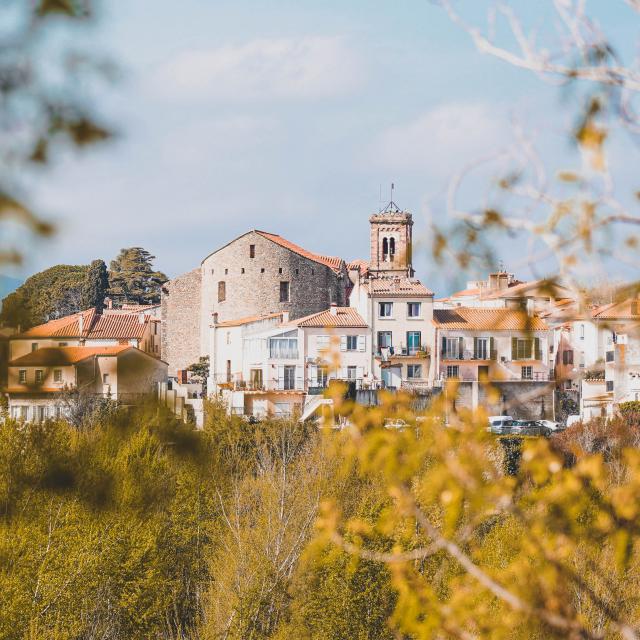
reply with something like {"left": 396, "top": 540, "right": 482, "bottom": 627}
{"left": 510, "top": 420, "right": 551, "bottom": 437}
{"left": 488, "top": 415, "right": 513, "bottom": 434}
{"left": 536, "top": 419, "right": 564, "bottom": 433}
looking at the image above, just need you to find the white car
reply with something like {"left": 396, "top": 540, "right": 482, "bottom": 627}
{"left": 488, "top": 416, "right": 513, "bottom": 433}
{"left": 536, "top": 419, "right": 563, "bottom": 432}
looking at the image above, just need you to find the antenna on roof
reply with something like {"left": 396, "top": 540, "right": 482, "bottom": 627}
{"left": 381, "top": 182, "right": 401, "bottom": 213}
{"left": 498, "top": 259, "right": 505, "bottom": 273}
{"left": 379, "top": 184, "right": 383, "bottom": 213}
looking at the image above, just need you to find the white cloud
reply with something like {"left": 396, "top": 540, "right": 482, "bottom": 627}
{"left": 371, "top": 103, "right": 506, "bottom": 178}
{"left": 152, "top": 36, "right": 363, "bottom": 102}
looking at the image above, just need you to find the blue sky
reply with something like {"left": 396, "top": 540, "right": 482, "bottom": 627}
{"left": 20, "top": 0, "right": 640, "bottom": 294}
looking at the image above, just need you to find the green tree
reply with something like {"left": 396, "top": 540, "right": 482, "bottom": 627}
{"left": 108, "top": 247, "right": 167, "bottom": 305}
{"left": 0, "top": 264, "right": 89, "bottom": 329}
{"left": 188, "top": 356, "right": 210, "bottom": 394}
{"left": 80, "top": 259, "right": 109, "bottom": 311}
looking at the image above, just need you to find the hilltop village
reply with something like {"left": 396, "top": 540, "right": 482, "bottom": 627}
{"left": 4, "top": 207, "right": 640, "bottom": 426}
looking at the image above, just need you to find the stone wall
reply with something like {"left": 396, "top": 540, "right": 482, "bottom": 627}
{"left": 161, "top": 268, "right": 201, "bottom": 376}
{"left": 451, "top": 381, "right": 555, "bottom": 420}
{"left": 199, "top": 230, "right": 348, "bottom": 354}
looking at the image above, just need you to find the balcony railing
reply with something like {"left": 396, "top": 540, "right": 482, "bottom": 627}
{"left": 441, "top": 371, "right": 554, "bottom": 382}
{"left": 440, "top": 349, "right": 497, "bottom": 361}
{"left": 376, "top": 345, "right": 430, "bottom": 360}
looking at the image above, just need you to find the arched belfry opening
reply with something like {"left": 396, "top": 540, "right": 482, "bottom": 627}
{"left": 369, "top": 207, "right": 414, "bottom": 277}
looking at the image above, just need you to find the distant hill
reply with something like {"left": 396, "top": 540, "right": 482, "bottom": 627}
{"left": 0, "top": 275, "right": 22, "bottom": 303}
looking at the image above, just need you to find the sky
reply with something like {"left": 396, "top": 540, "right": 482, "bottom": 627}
{"left": 14, "top": 0, "right": 640, "bottom": 295}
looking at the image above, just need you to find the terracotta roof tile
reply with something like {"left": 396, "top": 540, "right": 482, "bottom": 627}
{"left": 9, "top": 345, "right": 131, "bottom": 366}
{"left": 255, "top": 231, "right": 344, "bottom": 273}
{"left": 433, "top": 308, "right": 548, "bottom": 331}
{"left": 292, "top": 307, "right": 368, "bottom": 328}
{"left": 369, "top": 278, "right": 433, "bottom": 297}
{"left": 17, "top": 309, "right": 150, "bottom": 340}
{"left": 451, "top": 287, "right": 480, "bottom": 298}
{"left": 592, "top": 298, "right": 640, "bottom": 320}
{"left": 347, "top": 259, "right": 369, "bottom": 272}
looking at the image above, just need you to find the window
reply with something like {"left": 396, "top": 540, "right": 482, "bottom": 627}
{"left": 103, "top": 373, "right": 109, "bottom": 384}
{"left": 218, "top": 281, "right": 226, "bottom": 302}
{"left": 606, "top": 380, "right": 614, "bottom": 392}
{"left": 38, "top": 406, "right": 46, "bottom": 422}
{"left": 31, "top": 343, "right": 39, "bottom": 352}
{"left": 606, "top": 350, "right": 615, "bottom": 363}
{"left": 283, "top": 365, "right": 296, "bottom": 390}
{"left": 241, "top": 268, "right": 245, "bottom": 274}
{"left": 316, "top": 335, "right": 329, "bottom": 350}
{"left": 521, "top": 366, "right": 533, "bottom": 380}
{"left": 250, "top": 369, "right": 263, "bottom": 389}
{"left": 377, "top": 331, "right": 392, "bottom": 351}
{"left": 274, "top": 402, "right": 291, "bottom": 417}
{"left": 261, "top": 268, "right": 265, "bottom": 273}
{"left": 295, "top": 268, "right": 299, "bottom": 275}
{"left": 563, "top": 349, "right": 574, "bottom": 365}
{"left": 346, "top": 335, "right": 358, "bottom": 351}
{"left": 406, "top": 331, "right": 421, "bottom": 355}
{"left": 347, "top": 366, "right": 357, "bottom": 380}
{"left": 407, "top": 364, "right": 422, "bottom": 379}
{"left": 512, "top": 338, "right": 533, "bottom": 360}
{"left": 224, "top": 268, "right": 228, "bottom": 275}
{"left": 279, "top": 267, "right": 283, "bottom": 274}
{"left": 407, "top": 302, "right": 421, "bottom": 318}
{"left": 580, "top": 324, "right": 585, "bottom": 339}
{"left": 249, "top": 244, "right": 255, "bottom": 258}
{"left": 317, "top": 366, "right": 329, "bottom": 388}
{"left": 378, "top": 302, "right": 393, "bottom": 318}
{"left": 20, "top": 406, "right": 28, "bottom": 420}
{"left": 19, "top": 370, "right": 26, "bottom": 384}
{"left": 475, "top": 337, "right": 489, "bottom": 360}
{"left": 54, "top": 369, "right": 62, "bottom": 383}
{"left": 279, "top": 281, "right": 290, "bottom": 303}
{"left": 446, "top": 365, "right": 459, "bottom": 379}
{"left": 226, "top": 332, "right": 231, "bottom": 345}
{"left": 443, "top": 337, "right": 462, "bottom": 360}
{"left": 211, "top": 269, "right": 214, "bottom": 275}
{"left": 35, "top": 370, "right": 43, "bottom": 384}
{"left": 269, "top": 337, "right": 298, "bottom": 359}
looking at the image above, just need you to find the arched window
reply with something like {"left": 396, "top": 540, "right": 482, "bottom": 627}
{"left": 382, "top": 237, "right": 389, "bottom": 261}
{"left": 389, "top": 237, "right": 396, "bottom": 261}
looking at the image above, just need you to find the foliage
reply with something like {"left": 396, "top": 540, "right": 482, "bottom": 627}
{"left": 188, "top": 356, "right": 210, "bottom": 394}
{"left": 0, "top": 0, "right": 113, "bottom": 267}
{"left": 619, "top": 402, "right": 640, "bottom": 428}
{"left": 81, "top": 259, "right": 109, "bottom": 311}
{"left": 0, "top": 264, "right": 88, "bottom": 329}
{"left": 108, "top": 247, "right": 168, "bottom": 305}
{"left": 0, "top": 406, "right": 214, "bottom": 640}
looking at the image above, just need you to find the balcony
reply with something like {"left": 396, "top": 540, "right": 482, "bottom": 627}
{"left": 440, "top": 349, "right": 497, "bottom": 362}
{"left": 376, "top": 345, "right": 430, "bottom": 360}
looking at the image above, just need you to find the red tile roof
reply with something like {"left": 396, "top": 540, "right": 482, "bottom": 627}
{"left": 592, "top": 298, "right": 640, "bottom": 320}
{"left": 451, "top": 288, "right": 480, "bottom": 298}
{"left": 369, "top": 278, "right": 433, "bottom": 297}
{"left": 9, "top": 345, "right": 131, "bottom": 366}
{"left": 16, "top": 309, "right": 150, "bottom": 340}
{"left": 433, "top": 308, "right": 548, "bottom": 331}
{"left": 347, "top": 259, "right": 369, "bottom": 272}
{"left": 484, "top": 279, "right": 572, "bottom": 300}
{"left": 292, "top": 307, "right": 368, "bottom": 328}
{"left": 255, "top": 231, "right": 344, "bottom": 273}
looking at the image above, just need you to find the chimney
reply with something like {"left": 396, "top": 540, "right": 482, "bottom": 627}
{"left": 281, "top": 311, "right": 290, "bottom": 323}
{"left": 105, "top": 297, "right": 113, "bottom": 310}
{"left": 330, "top": 303, "right": 338, "bottom": 316}
{"left": 78, "top": 313, "right": 84, "bottom": 335}
{"left": 138, "top": 312, "right": 145, "bottom": 324}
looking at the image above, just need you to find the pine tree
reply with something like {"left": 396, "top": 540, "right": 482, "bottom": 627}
{"left": 81, "top": 259, "right": 109, "bottom": 311}
{"left": 108, "top": 247, "right": 167, "bottom": 305}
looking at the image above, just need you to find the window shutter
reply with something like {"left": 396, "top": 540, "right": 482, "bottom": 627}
{"left": 309, "top": 365, "right": 318, "bottom": 387}
{"left": 295, "top": 365, "right": 304, "bottom": 390}
{"left": 568, "top": 350, "right": 574, "bottom": 365}
{"left": 473, "top": 337, "right": 478, "bottom": 359}
{"left": 340, "top": 336, "right": 347, "bottom": 352}
{"left": 441, "top": 336, "right": 446, "bottom": 357}
{"left": 534, "top": 337, "right": 541, "bottom": 360}
{"left": 511, "top": 337, "right": 517, "bottom": 360}
{"left": 490, "top": 337, "right": 496, "bottom": 360}
{"left": 356, "top": 366, "right": 364, "bottom": 380}
{"left": 277, "top": 365, "right": 284, "bottom": 390}
{"left": 458, "top": 336, "right": 464, "bottom": 360}
{"left": 357, "top": 335, "right": 366, "bottom": 352}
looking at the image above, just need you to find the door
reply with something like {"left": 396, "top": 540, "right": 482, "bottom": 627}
{"left": 283, "top": 365, "right": 296, "bottom": 390}
{"left": 478, "top": 365, "right": 489, "bottom": 382}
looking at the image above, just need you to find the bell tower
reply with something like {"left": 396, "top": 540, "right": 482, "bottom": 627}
{"left": 369, "top": 202, "right": 414, "bottom": 278}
